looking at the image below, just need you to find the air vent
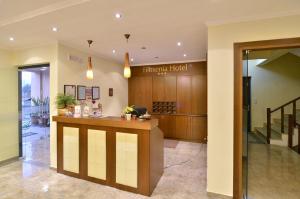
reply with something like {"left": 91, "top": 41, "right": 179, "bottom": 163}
{"left": 68, "top": 54, "right": 83, "bottom": 64}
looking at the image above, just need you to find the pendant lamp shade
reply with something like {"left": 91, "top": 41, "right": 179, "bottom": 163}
{"left": 86, "top": 56, "right": 93, "bottom": 80}
{"left": 124, "top": 52, "right": 131, "bottom": 78}
{"left": 86, "top": 40, "right": 94, "bottom": 80}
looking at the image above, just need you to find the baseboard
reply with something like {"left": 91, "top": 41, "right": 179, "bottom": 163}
{"left": 0, "top": 156, "right": 20, "bottom": 167}
{"left": 49, "top": 166, "right": 57, "bottom": 171}
{"left": 207, "top": 192, "right": 233, "bottom": 199}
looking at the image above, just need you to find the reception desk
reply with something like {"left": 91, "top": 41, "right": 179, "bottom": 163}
{"left": 52, "top": 116, "right": 164, "bottom": 196}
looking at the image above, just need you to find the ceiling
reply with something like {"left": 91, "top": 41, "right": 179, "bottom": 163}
{"left": 1, "top": 0, "right": 300, "bottom": 65}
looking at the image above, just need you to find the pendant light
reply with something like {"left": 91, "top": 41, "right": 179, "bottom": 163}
{"left": 86, "top": 40, "right": 94, "bottom": 80}
{"left": 124, "top": 34, "right": 131, "bottom": 78}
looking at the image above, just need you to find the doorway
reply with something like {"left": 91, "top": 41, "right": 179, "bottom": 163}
{"left": 18, "top": 64, "right": 50, "bottom": 166}
{"left": 234, "top": 38, "right": 300, "bottom": 199}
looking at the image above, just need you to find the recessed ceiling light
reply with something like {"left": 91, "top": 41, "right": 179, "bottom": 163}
{"left": 112, "top": 49, "right": 116, "bottom": 54}
{"left": 141, "top": 46, "right": 147, "bottom": 50}
{"left": 183, "top": 54, "right": 187, "bottom": 57}
{"left": 9, "top": 37, "right": 14, "bottom": 41}
{"left": 177, "top": 42, "right": 181, "bottom": 46}
{"left": 154, "top": 56, "right": 159, "bottom": 59}
{"left": 52, "top": 27, "right": 58, "bottom": 32}
{"left": 131, "top": 58, "right": 134, "bottom": 62}
{"left": 115, "top": 13, "right": 122, "bottom": 19}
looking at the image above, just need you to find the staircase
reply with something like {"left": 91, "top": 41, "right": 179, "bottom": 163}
{"left": 255, "top": 110, "right": 300, "bottom": 146}
{"left": 254, "top": 97, "right": 300, "bottom": 147}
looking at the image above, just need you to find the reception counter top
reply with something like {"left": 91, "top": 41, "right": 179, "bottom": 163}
{"left": 52, "top": 116, "right": 158, "bottom": 130}
{"left": 52, "top": 115, "right": 163, "bottom": 196}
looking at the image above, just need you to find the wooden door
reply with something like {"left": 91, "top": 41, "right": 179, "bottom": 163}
{"left": 155, "top": 115, "right": 175, "bottom": 138}
{"left": 128, "top": 76, "right": 152, "bottom": 112}
{"left": 187, "top": 116, "right": 207, "bottom": 142}
{"left": 175, "top": 116, "right": 189, "bottom": 139}
{"left": 191, "top": 74, "right": 207, "bottom": 115}
{"left": 176, "top": 76, "right": 191, "bottom": 114}
{"left": 152, "top": 76, "right": 165, "bottom": 101}
{"left": 164, "top": 76, "right": 177, "bottom": 101}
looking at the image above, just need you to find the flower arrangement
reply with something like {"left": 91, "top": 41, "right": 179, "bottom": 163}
{"left": 123, "top": 105, "right": 135, "bottom": 114}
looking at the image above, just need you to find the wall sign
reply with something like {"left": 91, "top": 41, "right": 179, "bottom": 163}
{"left": 142, "top": 64, "right": 188, "bottom": 75}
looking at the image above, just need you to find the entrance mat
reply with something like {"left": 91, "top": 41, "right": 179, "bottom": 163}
{"left": 164, "top": 139, "right": 179, "bottom": 148}
{"left": 22, "top": 132, "right": 38, "bottom": 137}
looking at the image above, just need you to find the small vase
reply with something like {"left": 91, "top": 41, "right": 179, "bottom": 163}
{"left": 125, "top": 113, "right": 132, "bottom": 121}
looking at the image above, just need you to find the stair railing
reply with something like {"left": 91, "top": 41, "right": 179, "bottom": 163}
{"left": 266, "top": 96, "right": 300, "bottom": 144}
{"left": 296, "top": 122, "right": 300, "bottom": 154}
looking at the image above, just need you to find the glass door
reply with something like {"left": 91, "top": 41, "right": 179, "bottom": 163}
{"left": 242, "top": 50, "right": 251, "bottom": 199}
{"left": 19, "top": 65, "right": 50, "bottom": 166}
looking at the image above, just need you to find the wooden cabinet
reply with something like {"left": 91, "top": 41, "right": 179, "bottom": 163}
{"left": 154, "top": 115, "right": 175, "bottom": 138}
{"left": 164, "top": 76, "right": 177, "bottom": 101}
{"left": 177, "top": 76, "right": 191, "bottom": 114}
{"left": 187, "top": 116, "right": 207, "bottom": 143}
{"left": 128, "top": 76, "right": 152, "bottom": 111}
{"left": 152, "top": 76, "right": 176, "bottom": 102}
{"left": 152, "top": 77, "right": 165, "bottom": 101}
{"left": 175, "top": 116, "right": 189, "bottom": 139}
{"left": 191, "top": 74, "right": 207, "bottom": 115}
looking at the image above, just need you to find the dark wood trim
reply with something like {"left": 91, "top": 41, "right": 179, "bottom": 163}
{"left": 234, "top": 37, "right": 300, "bottom": 199}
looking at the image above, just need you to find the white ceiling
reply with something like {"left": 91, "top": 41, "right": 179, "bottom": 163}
{"left": 1, "top": 0, "right": 300, "bottom": 65}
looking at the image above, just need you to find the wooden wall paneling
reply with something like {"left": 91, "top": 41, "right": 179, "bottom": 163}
{"left": 191, "top": 71, "right": 207, "bottom": 115}
{"left": 176, "top": 76, "right": 192, "bottom": 114}
{"left": 175, "top": 116, "right": 189, "bottom": 139}
{"left": 152, "top": 76, "right": 165, "bottom": 102}
{"left": 164, "top": 76, "right": 177, "bottom": 101}
{"left": 188, "top": 116, "right": 207, "bottom": 142}
{"left": 128, "top": 76, "right": 153, "bottom": 112}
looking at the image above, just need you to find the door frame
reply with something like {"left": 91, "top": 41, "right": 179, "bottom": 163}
{"left": 233, "top": 37, "right": 300, "bottom": 199}
{"left": 18, "top": 63, "right": 50, "bottom": 157}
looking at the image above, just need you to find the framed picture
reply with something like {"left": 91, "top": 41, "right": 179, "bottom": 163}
{"left": 86, "top": 87, "right": 92, "bottom": 101}
{"left": 92, "top": 86, "right": 100, "bottom": 100}
{"left": 77, "top": 85, "right": 86, "bottom": 100}
{"left": 64, "top": 85, "right": 76, "bottom": 98}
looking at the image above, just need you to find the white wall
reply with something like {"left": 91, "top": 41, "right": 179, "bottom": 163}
{"left": 0, "top": 49, "right": 18, "bottom": 162}
{"left": 207, "top": 14, "right": 300, "bottom": 196}
{"left": 57, "top": 43, "right": 128, "bottom": 117}
{"left": 248, "top": 54, "right": 300, "bottom": 130}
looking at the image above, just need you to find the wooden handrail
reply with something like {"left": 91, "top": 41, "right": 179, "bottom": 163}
{"left": 271, "top": 96, "right": 300, "bottom": 113}
{"left": 266, "top": 96, "right": 300, "bottom": 144}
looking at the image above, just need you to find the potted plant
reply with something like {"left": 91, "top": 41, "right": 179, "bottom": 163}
{"left": 56, "top": 94, "right": 77, "bottom": 116}
{"left": 30, "top": 97, "right": 41, "bottom": 125}
{"left": 123, "top": 105, "right": 135, "bottom": 121}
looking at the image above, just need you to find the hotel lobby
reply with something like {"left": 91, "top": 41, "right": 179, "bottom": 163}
{"left": 1, "top": 1, "right": 300, "bottom": 199}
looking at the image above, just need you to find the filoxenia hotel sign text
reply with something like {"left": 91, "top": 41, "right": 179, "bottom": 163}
{"left": 142, "top": 64, "right": 188, "bottom": 75}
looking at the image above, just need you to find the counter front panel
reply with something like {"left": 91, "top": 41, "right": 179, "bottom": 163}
{"left": 53, "top": 116, "right": 163, "bottom": 196}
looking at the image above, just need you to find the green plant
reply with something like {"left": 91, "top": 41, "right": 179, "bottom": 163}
{"left": 123, "top": 105, "right": 135, "bottom": 114}
{"left": 56, "top": 94, "right": 77, "bottom": 109}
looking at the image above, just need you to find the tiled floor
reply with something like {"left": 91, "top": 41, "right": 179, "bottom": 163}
{"left": 0, "top": 140, "right": 228, "bottom": 199}
{"left": 248, "top": 143, "right": 300, "bottom": 199}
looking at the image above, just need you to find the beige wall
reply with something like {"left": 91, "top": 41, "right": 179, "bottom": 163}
{"left": 207, "top": 15, "right": 300, "bottom": 196}
{"left": 248, "top": 54, "right": 300, "bottom": 130}
{"left": 0, "top": 49, "right": 18, "bottom": 162}
{"left": 57, "top": 44, "right": 128, "bottom": 117}
{"left": 11, "top": 43, "right": 127, "bottom": 168}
